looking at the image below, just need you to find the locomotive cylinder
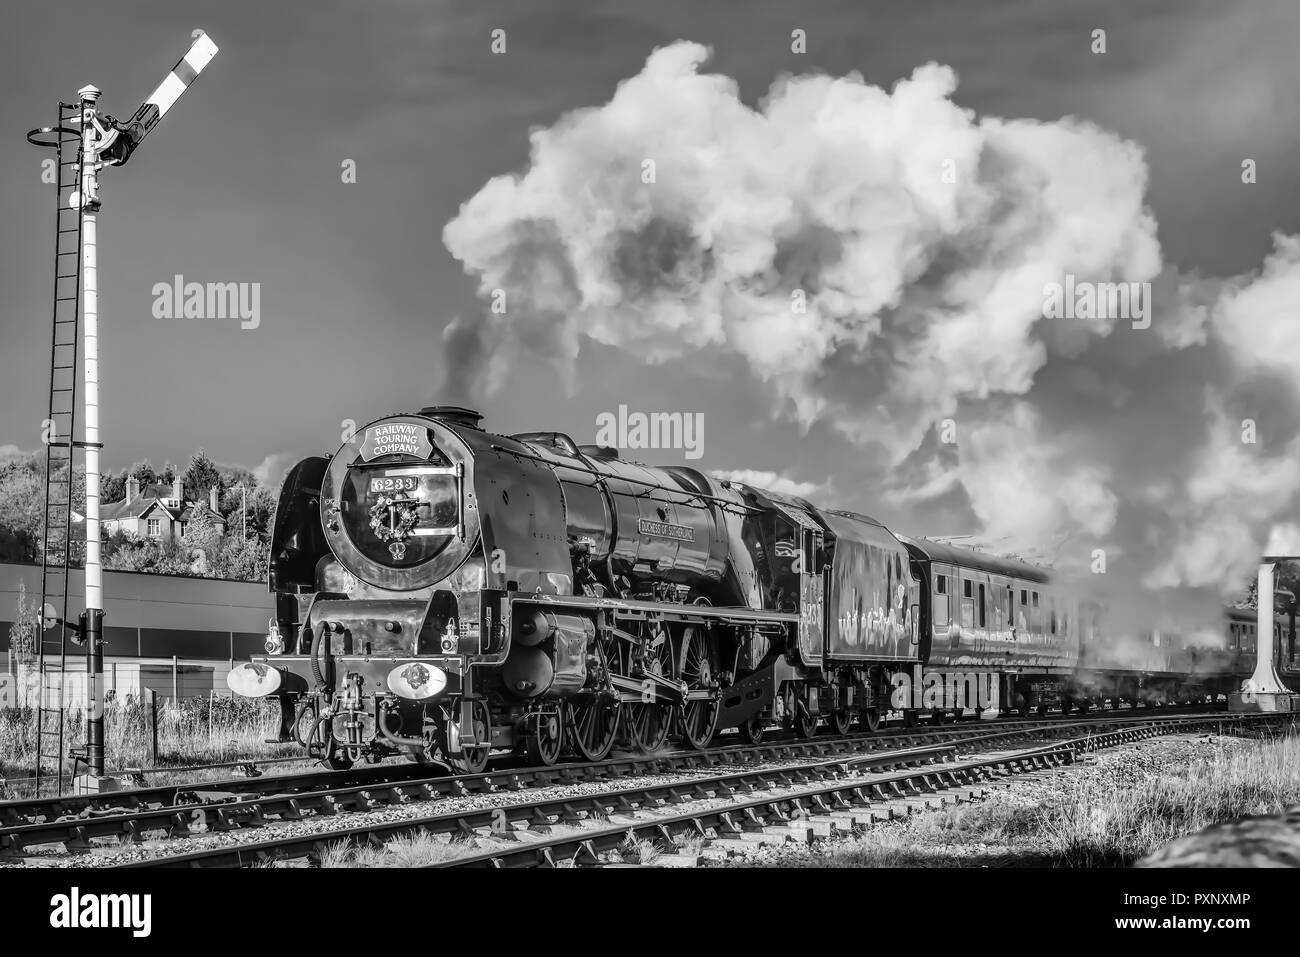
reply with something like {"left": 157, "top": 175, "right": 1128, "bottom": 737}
{"left": 504, "top": 610, "right": 594, "bottom": 698}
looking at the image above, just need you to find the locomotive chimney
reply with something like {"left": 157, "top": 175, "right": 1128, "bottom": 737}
{"left": 419, "top": 406, "right": 484, "bottom": 430}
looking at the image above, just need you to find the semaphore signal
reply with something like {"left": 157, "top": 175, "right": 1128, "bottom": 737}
{"left": 24, "top": 31, "right": 220, "bottom": 795}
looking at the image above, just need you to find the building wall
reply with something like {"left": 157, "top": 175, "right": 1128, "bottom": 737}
{"left": 0, "top": 561, "right": 272, "bottom": 666}
{"left": 4, "top": 657, "right": 229, "bottom": 707}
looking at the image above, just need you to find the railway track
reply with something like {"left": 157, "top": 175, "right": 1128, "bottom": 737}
{"left": 434, "top": 711, "right": 1300, "bottom": 869}
{"left": 37, "top": 709, "right": 1281, "bottom": 868}
{"left": 0, "top": 718, "right": 1109, "bottom": 856}
{"left": 0, "top": 701, "right": 1220, "bottom": 830}
{"left": 0, "top": 706, "right": 1229, "bottom": 857}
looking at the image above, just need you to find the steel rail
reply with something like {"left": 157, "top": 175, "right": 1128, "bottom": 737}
{"left": 1, "top": 723, "right": 1059, "bottom": 855}
{"left": 0, "top": 700, "right": 1223, "bottom": 826}
{"left": 0, "top": 706, "right": 1235, "bottom": 851}
{"left": 110, "top": 741, "right": 963, "bottom": 868}
{"left": 435, "top": 717, "right": 1281, "bottom": 869}
{"left": 104, "top": 711, "right": 1288, "bottom": 869}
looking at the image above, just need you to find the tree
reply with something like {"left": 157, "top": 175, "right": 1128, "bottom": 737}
{"left": 221, "top": 482, "right": 278, "bottom": 539}
{"left": 102, "top": 468, "right": 127, "bottom": 504}
{"left": 179, "top": 506, "right": 222, "bottom": 576}
{"left": 160, "top": 461, "right": 177, "bottom": 485}
{"left": 129, "top": 460, "right": 157, "bottom": 486}
{"left": 218, "top": 533, "right": 270, "bottom": 581}
{"left": 1245, "top": 560, "right": 1300, "bottom": 609}
{"left": 182, "top": 449, "right": 222, "bottom": 503}
{"left": 0, "top": 461, "right": 45, "bottom": 561}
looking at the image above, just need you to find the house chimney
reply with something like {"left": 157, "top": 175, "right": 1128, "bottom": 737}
{"left": 209, "top": 486, "right": 219, "bottom": 512}
{"left": 172, "top": 476, "right": 183, "bottom": 503}
{"left": 126, "top": 475, "right": 139, "bottom": 502}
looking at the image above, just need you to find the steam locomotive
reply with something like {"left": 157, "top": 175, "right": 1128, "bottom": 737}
{"left": 228, "top": 406, "right": 1295, "bottom": 770}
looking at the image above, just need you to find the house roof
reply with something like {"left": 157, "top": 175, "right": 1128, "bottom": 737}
{"left": 102, "top": 482, "right": 223, "bottom": 524}
{"left": 179, "top": 504, "right": 226, "bottom": 525}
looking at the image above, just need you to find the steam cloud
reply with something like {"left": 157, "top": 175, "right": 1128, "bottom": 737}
{"left": 443, "top": 42, "right": 1300, "bottom": 624}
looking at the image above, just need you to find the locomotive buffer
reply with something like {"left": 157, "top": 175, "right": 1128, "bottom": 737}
{"left": 26, "top": 31, "right": 219, "bottom": 793}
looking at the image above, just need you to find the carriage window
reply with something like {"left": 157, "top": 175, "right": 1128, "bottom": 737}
{"left": 963, "top": 579, "right": 973, "bottom": 598}
{"left": 978, "top": 583, "right": 986, "bottom": 628}
{"left": 1032, "top": 592, "right": 1039, "bottom": 608}
{"left": 1020, "top": 589, "right": 1028, "bottom": 605}
{"left": 935, "top": 574, "right": 947, "bottom": 594}
{"left": 1051, "top": 611, "right": 1057, "bottom": 635}
{"left": 1008, "top": 587, "right": 1015, "bottom": 625}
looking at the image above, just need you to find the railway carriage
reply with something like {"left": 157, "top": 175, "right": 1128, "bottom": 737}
{"left": 901, "top": 537, "right": 1079, "bottom": 716}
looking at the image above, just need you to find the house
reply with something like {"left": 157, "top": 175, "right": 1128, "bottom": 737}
{"left": 101, "top": 476, "right": 227, "bottom": 540}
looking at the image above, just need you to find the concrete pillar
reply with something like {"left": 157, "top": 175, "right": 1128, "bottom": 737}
{"left": 1230, "top": 561, "right": 1299, "bottom": 711}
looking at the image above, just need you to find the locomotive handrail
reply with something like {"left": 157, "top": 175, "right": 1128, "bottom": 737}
{"left": 520, "top": 590, "right": 801, "bottom": 625}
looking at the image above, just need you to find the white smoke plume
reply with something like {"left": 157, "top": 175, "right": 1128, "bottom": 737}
{"left": 443, "top": 42, "right": 1300, "bottom": 619}
{"left": 710, "top": 469, "right": 828, "bottom": 501}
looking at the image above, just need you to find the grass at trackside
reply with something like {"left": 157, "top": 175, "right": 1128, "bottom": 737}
{"left": 789, "top": 732, "right": 1300, "bottom": 867}
{"left": 0, "top": 694, "right": 302, "bottom": 797}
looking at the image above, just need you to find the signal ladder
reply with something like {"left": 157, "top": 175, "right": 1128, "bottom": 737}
{"left": 27, "top": 102, "right": 92, "bottom": 796}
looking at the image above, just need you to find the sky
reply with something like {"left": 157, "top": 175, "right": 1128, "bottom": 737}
{"left": 3, "top": 0, "right": 1300, "bottom": 544}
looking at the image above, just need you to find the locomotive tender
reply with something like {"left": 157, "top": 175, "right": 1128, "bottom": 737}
{"left": 228, "top": 406, "right": 1294, "bottom": 770}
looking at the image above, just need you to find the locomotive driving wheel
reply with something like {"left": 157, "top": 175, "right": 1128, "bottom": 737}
{"left": 567, "top": 695, "right": 619, "bottom": 762}
{"left": 740, "top": 714, "right": 766, "bottom": 745}
{"left": 623, "top": 622, "right": 675, "bottom": 753}
{"left": 677, "top": 625, "right": 719, "bottom": 749}
{"left": 567, "top": 635, "right": 621, "bottom": 761}
{"left": 524, "top": 708, "right": 565, "bottom": 766}
{"left": 445, "top": 700, "right": 492, "bottom": 775}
